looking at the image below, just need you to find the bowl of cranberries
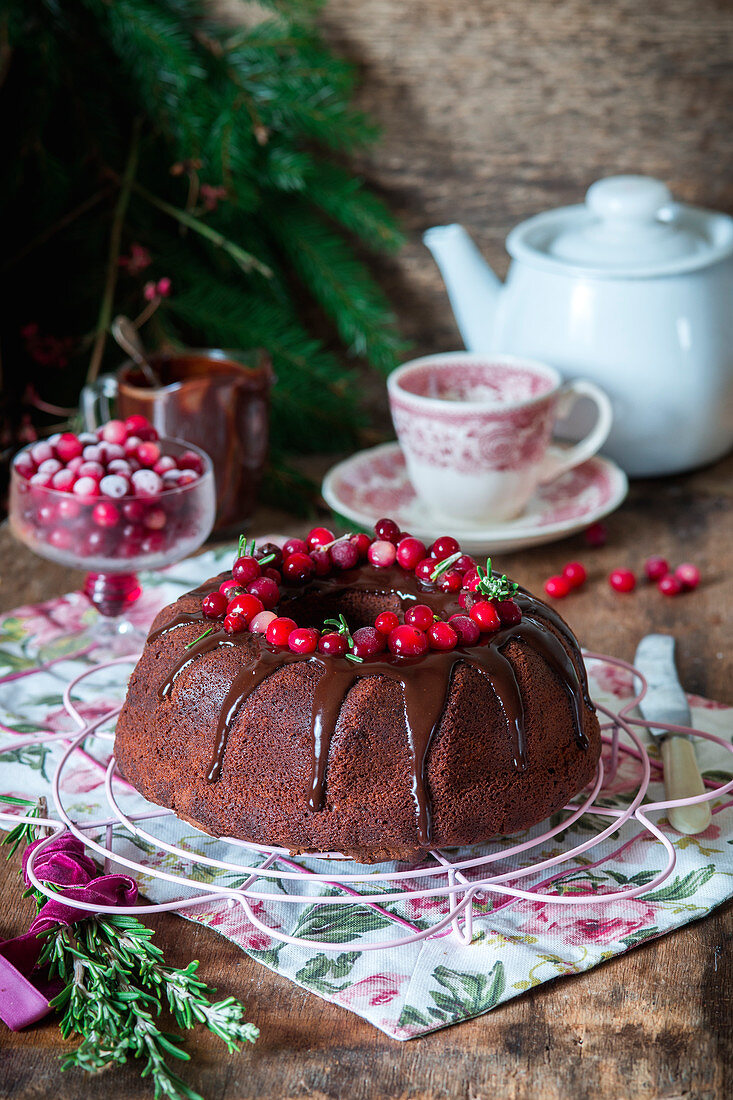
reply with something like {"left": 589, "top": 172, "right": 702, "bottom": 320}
{"left": 9, "top": 415, "right": 215, "bottom": 653}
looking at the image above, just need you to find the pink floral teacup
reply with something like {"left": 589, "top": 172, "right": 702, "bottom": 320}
{"left": 387, "top": 353, "right": 613, "bottom": 524}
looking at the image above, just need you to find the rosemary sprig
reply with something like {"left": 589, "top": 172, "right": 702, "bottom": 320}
{"left": 429, "top": 550, "right": 463, "bottom": 583}
{"left": 475, "top": 557, "right": 519, "bottom": 602}
{"left": 1, "top": 795, "right": 40, "bottom": 858}
{"left": 185, "top": 627, "right": 213, "bottom": 649}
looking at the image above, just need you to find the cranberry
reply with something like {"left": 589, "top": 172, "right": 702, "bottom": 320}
{"left": 81, "top": 528, "right": 110, "bottom": 556}
{"left": 609, "top": 568, "right": 636, "bottom": 593}
{"left": 36, "top": 502, "right": 56, "bottom": 526}
{"left": 454, "top": 554, "right": 475, "bottom": 574}
{"left": 58, "top": 497, "right": 81, "bottom": 521}
{"left": 585, "top": 521, "right": 608, "bottom": 548}
{"left": 99, "top": 474, "right": 130, "bottom": 499}
{"left": 130, "top": 469, "right": 163, "bottom": 497}
{"left": 48, "top": 527, "right": 73, "bottom": 551}
{"left": 224, "top": 614, "right": 246, "bottom": 634}
{"left": 494, "top": 599, "right": 522, "bottom": 626}
{"left": 448, "top": 614, "right": 481, "bottom": 646}
{"left": 143, "top": 508, "right": 167, "bottom": 530}
{"left": 675, "top": 562, "right": 701, "bottom": 590}
{"left": 405, "top": 604, "right": 434, "bottom": 631}
{"left": 469, "top": 600, "right": 501, "bottom": 632}
{"left": 100, "top": 419, "right": 127, "bottom": 445}
{"left": 30, "top": 441, "right": 54, "bottom": 465}
{"left": 108, "top": 459, "right": 133, "bottom": 477}
{"left": 232, "top": 555, "right": 261, "bottom": 585}
{"left": 438, "top": 569, "right": 463, "bottom": 593}
{"left": 307, "top": 526, "right": 335, "bottom": 550}
{"left": 282, "top": 537, "right": 308, "bottom": 557}
{"left": 375, "top": 610, "right": 400, "bottom": 635}
{"left": 202, "top": 591, "right": 228, "bottom": 619}
{"left": 351, "top": 532, "right": 372, "bottom": 560}
{"left": 82, "top": 444, "right": 104, "bottom": 463}
{"left": 429, "top": 535, "right": 460, "bottom": 561}
{"left": 219, "top": 579, "right": 244, "bottom": 598}
{"left": 177, "top": 470, "right": 199, "bottom": 486}
{"left": 30, "top": 472, "right": 53, "bottom": 489}
{"left": 282, "top": 551, "right": 315, "bottom": 585}
{"left": 51, "top": 469, "right": 76, "bottom": 492}
{"left": 137, "top": 442, "right": 161, "bottom": 467}
{"left": 249, "top": 610, "right": 278, "bottom": 634}
{"left": 368, "top": 540, "right": 397, "bottom": 568}
{"left": 124, "top": 435, "right": 143, "bottom": 457}
{"left": 246, "top": 576, "right": 279, "bottom": 609}
{"left": 462, "top": 568, "right": 480, "bottom": 591}
{"left": 459, "top": 590, "right": 479, "bottom": 611}
{"left": 255, "top": 543, "right": 284, "bottom": 570}
{"left": 92, "top": 501, "right": 120, "bottom": 528}
{"left": 309, "top": 549, "right": 332, "bottom": 576}
{"left": 77, "top": 432, "right": 98, "bottom": 446}
{"left": 162, "top": 469, "right": 184, "bottom": 487}
{"left": 428, "top": 621, "right": 458, "bottom": 651}
{"left": 396, "top": 537, "right": 427, "bottom": 570}
{"left": 387, "top": 624, "right": 429, "bottom": 658}
{"left": 645, "top": 555, "right": 670, "bottom": 581}
{"left": 55, "top": 433, "right": 83, "bottom": 463}
{"left": 264, "top": 567, "right": 282, "bottom": 584}
{"left": 227, "top": 593, "right": 265, "bottom": 625}
{"left": 100, "top": 442, "right": 125, "bottom": 463}
{"left": 351, "top": 626, "right": 386, "bottom": 659}
{"left": 330, "top": 539, "right": 359, "bottom": 570}
{"left": 658, "top": 573, "right": 683, "bottom": 597}
{"left": 318, "top": 632, "right": 348, "bottom": 657}
{"left": 72, "top": 476, "right": 100, "bottom": 499}
{"left": 13, "top": 456, "right": 35, "bottom": 480}
{"left": 562, "top": 561, "right": 587, "bottom": 588}
{"left": 124, "top": 414, "right": 151, "bottom": 436}
{"left": 375, "top": 517, "right": 401, "bottom": 543}
{"left": 37, "top": 458, "right": 62, "bottom": 477}
{"left": 287, "top": 626, "right": 320, "bottom": 654}
{"left": 178, "top": 450, "right": 203, "bottom": 473}
{"left": 78, "top": 461, "right": 105, "bottom": 480}
{"left": 266, "top": 616, "right": 298, "bottom": 646}
{"left": 414, "top": 558, "right": 438, "bottom": 584}
{"left": 154, "top": 456, "right": 177, "bottom": 475}
{"left": 544, "top": 575, "right": 571, "bottom": 598}
{"left": 122, "top": 500, "right": 146, "bottom": 522}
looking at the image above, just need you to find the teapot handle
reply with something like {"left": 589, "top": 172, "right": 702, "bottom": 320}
{"left": 539, "top": 380, "right": 613, "bottom": 483}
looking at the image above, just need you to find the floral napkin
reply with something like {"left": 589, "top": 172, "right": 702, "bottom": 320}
{"left": 1, "top": 546, "right": 731, "bottom": 1040}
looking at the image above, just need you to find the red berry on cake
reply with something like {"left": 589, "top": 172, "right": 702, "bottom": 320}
{"left": 374, "top": 611, "right": 400, "bottom": 635}
{"left": 309, "top": 549, "right": 332, "bottom": 576}
{"left": 438, "top": 570, "right": 463, "bottom": 593}
{"left": 307, "top": 526, "right": 335, "bottom": 550}
{"left": 494, "top": 599, "right": 522, "bottom": 626}
{"left": 429, "top": 535, "right": 460, "bottom": 561}
{"left": 246, "top": 576, "right": 279, "bottom": 609}
{"left": 374, "top": 517, "right": 401, "bottom": 543}
{"left": 368, "top": 540, "right": 397, "bottom": 568}
{"left": 351, "top": 626, "right": 387, "bottom": 659}
{"left": 227, "top": 593, "right": 265, "bottom": 625}
{"left": 468, "top": 600, "right": 501, "bottom": 632}
{"left": 414, "top": 558, "right": 437, "bottom": 584}
{"left": 282, "top": 551, "right": 315, "bottom": 584}
{"left": 266, "top": 616, "right": 298, "bottom": 646}
{"left": 202, "top": 592, "right": 228, "bottom": 619}
{"left": 232, "top": 555, "right": 261, "bottom": 585}
{"left": 219, "top": 579, "right": 244, "bottom": 598}
{"left": 404, "top": 604, "right": 434, "bottom": 631}
{"left": 329, "top": 538, "right": 359, "bottom": 571}
{"left": 288, "top": 627, "right": 320, "bottom": 654}
{"left": 249, "top": 610, "right": 278, "bottom": 634}
{"left": 351, "top": 533, "right": 372, "bottom": 560}
{"left": 282, "top": 537, "right": 308, "bottom": 557}
{"left": 318, "top": 632, "right": 348, "bottom": 657}
{"left": 428, "top": 621, "right": 458, "bottom": 651}
{"left": 447, "top": 614, "right": 481, "bottom": 646}
{"left": 387, "top": 624, "right": 429, "bottom": 657}
{"left": 396, "top": 537, "right": 427, "bottom": 570}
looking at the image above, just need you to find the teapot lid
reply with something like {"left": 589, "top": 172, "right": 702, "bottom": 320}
{"left": 506, "top": 175, "right": 733, "bottom": 278}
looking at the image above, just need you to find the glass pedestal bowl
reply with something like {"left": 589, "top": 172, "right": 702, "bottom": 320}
{"left": 9, "top": 438, "right": 215, "bottom": 657}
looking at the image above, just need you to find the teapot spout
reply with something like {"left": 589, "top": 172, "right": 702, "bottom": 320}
{"left": 423, "top": 224, "right": 501, "bottom": 353}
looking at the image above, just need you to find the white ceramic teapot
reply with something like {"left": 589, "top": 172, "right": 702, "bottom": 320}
{"left": 424, "top": 175, "right": 733, "bottom": 476}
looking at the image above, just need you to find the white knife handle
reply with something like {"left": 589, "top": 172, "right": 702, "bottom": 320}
{"left": 661, "top": 736, "right": 712, "bottom": 835}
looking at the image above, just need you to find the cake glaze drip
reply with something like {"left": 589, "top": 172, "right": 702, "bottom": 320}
{"left": 149, "top": 565, "right": 592, "bottom": 847}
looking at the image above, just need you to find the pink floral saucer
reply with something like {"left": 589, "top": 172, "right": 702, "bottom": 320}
{"left": 322, "top": 442, "right": 628, "bottom": 554}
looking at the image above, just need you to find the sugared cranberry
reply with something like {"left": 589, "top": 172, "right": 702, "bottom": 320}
{"left": 675, "top": 562, "right": 701, "bottom": 590}
{"left": 396, "top": 537, "right": 427, "bottom": 570}
{"left": 375, "top": 517, "right": 401, "bottom": 543}
{"left": 143, "top": 507, "right": 166, "bottom": 530}
{"left": 30, "top": 471, "right": 53, "bottom": 489}
{"left": 137, "top": 441, "right": 161, "bottom": 467}
{"left": 375, "top": 610, "right": 400, "bottom": 635}
{"left": 99, "top": 474, "right": 130, "bottom": 499}
{"left": 48, "top": 527, "right": 73, "bottom": 551}
{"left": 51, "top": 469, "right": 76, "bottom": 492}
{"left": 219, "top": 579, "right": 244, "bottom": 598}
{"left": 124, "top": 414, "right": 151, "bottom": 435}
{"left": 108, "top": 459, "right": 133, "bottom": 477}
{"left": 368, "top": 540, "right": 397, "bottom": 569}
{"left": 55, "top": 433, "right": 83, "bottom": 463}
{"left": 92, "top": 501, "right": 120, "bottom": 528}
{"left": 351, "top": 532, "right": 372, "bottom": 560}
{"left": 318, "top": 632, "right": 348, "bottom": 657}
{"left": 282, "top": 551, "right": 315, "bottom": 585}
{"left": 609, "top": 568, "right": 636, "bottom": 593}
{"left": 288, "top": 626, "right": 320, "bottom": 655}
{"left": 330, "top": 539, "right": 359, "bottom": 571}
{"left": 659, "top": 573, "right": 683, "bottom": 596}
{"left": 438, "top": 569, "right": 463, "bottom": 593}
{"left": 585, "top": 521, "right": 608, "bottom": 548}
{"left": 72, "top": 476, "right": 100, "bottom": 499}
{"left": 494, "top": 599, "right": 522, "bottom": 626}
{"left": 78, "top": 461, "right": 104, "bottom": 480}
{"left": 130, "top": 469, "right": 163, "bottom": 497}
{"left": 307, "top": 526, "right": 335, "bottom": 550}
{"left": 154, "top": 456, "right": 177, "bottom": 475}
{"left": 429, "top": 535, "right": 460, "bottom": 561}
{"left": 232, "top": 555, "right": 261, "bottom": 585}
{"left": 351, "top": 626, "right": 386, "bottom": 659}
{"left": 282, "top": 537, "right": 308, "bottom": 557}
{"left": 405, "top": 604, "right": 434, "bottom": 631}
{"left": 562, "top": 562, "right": 587, "bottom": 588}
{"left": 544, "top": 575, "right": 571, "bottom": 598}
{"left": 227, "top": 593, "right": 265, "bottom": 625}
{"left": 30, "top": 441, "right": 54, "bottom": 465}
{"left": 246, "top": 576, "right": 279, "bottom": 609}
{"left": 448, "top": 614, "right": 481, "bottom": 646}
{"left": 100, "top": 442, "right": 125, "bottom": 463}
{"left": 309, "top": 549, "right": 332, "bottom": 576}
{"left": 255, "top": 543, "right": 284, "bottom": 570}
{"left": 224, "top": 614, "right": 246, "bottom": 634}
{"left": 266, "top": 616, "right": 298, "bottom": 646}
{"left": 67, "top": 456, "right": 85, "bottom": 475}
{"left": 37, "top": 458, "right": 62, "bottom": 477}
{"left": 202, "top": 591, "right": 228, "bottom": 619}
{"left": 414, "top": 557, "right": 437, "bottom": 584}
{"left": 13, "top": 455, "right": 35, "bottom": 479}
{"left": 177, "top": 470, "right": 199, "bottom": 486}
{"left": 77, "top": 432, "right": 98, "bottom": 446}
{"left": 644, "top": 555, "right": 669, "bottom": 581}
{"left": 469, "top": 600, "right": 501, "bottom": 632}
{"left": 387, "top": 624, "right": 428, "bottom": 657}
{"left": 249, "top": 610, "right": 278, "bottom": 634}
{"left": 428, "top": 621, "right": 458, "bottom": 651}
{"left": 178, "top": 450, "right": 203, "bottom": 473}
{"left": 83, "top": 443, "right": 106, "bottom": 463}
{"left": 99, "top": 419, "right": 127, "bottom": 445}
{"left": 124, "top": 435, "right": 143, "bottom": 457}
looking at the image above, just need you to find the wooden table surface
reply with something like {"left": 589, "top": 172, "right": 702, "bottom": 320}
{"left": 1, "top": 455, "right": 732, "bottom": 1100}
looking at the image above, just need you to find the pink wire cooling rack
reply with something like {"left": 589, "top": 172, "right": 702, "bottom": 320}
{"left": 1, "top": 652, "right": 732, "bottom": 952}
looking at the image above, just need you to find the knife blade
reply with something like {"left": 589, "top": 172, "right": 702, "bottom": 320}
{"left": 634, "top": 633, "right": 711, "bottom": 835}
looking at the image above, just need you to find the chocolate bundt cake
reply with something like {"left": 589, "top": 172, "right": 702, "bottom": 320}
{"left": 115, "top": 525, "right": 601, "bottom": 863}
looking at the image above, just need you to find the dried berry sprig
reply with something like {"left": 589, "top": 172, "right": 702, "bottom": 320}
{"left": 475, "top": 558, "right": 518, "bottom": 602}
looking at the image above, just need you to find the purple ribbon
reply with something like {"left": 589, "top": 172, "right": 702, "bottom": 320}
{"left": 0, "top": 833, "right": 138, "bottom": 1031}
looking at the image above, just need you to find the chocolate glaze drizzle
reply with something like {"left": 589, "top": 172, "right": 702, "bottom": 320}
{"left": 148, "top": 563, "right": 594, "bottom": 846}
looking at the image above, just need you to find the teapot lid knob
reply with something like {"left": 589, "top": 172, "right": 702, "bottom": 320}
{"left": 586, "top": 176, "right": 672, "bottom": 223}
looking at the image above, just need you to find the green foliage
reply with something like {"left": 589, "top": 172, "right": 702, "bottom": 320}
{"left": 1, "top": 0, "right": 405, "bottom": 496}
